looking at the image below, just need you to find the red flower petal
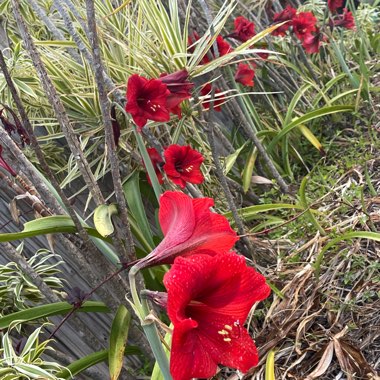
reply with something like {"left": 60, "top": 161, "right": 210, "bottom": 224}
{"left": 235, "top": 63, "right": 255, "bottom": 86}
{"left": 138, "top": 191, "right": 238, "bottom": 267}
{"left": 232, "top": 16, "right": 256, "bottom": 42}
{"left": 163, "top": 145, "right": 204, "bottom": 188}
{"left": 328, "top": 0, "right": 343, "bottom": 12}
{"left": 292, "top": 12, "right": 317, "bottom": 41}
{"left": 272, "top": 6, "right": 297, "bottom": 36}
{"left": 200, "top": 83, "right": 224, "bottom": 112}
{"left": 164, "top": 252, "right": 270, "bottom": 380}
{"left": 125, "top": 74, "right": 170, "bottom": 129}
{"left": 145, "top": 147, "right": 164, "bottom": 185}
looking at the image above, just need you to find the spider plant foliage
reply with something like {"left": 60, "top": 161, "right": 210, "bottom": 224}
{"left": 0, "top": 246, "right": 64, "bottom": 317}
{"left": 0, "top": 326, "right": 67, "bottom": 380}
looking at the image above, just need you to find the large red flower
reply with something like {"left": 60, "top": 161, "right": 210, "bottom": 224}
{"left": 159, "top": 70, "right": 194, "bottom": 118}
{"left": 125, "top": 74, "right": 170, "bottom": 130}
{"left": 271, "top": 5, "right": 297, "bottom": 36}
{"left": 200, "top": 83, "right": 225, "bottom": 112}
{"left": 164, "top": 252, "right": 271, "bottom": 380}
{"left": 163, "top": 145, "right": 204, "bottom": 188}
{"left": 231, "top": 16, "right": 256, "bottom": 42}
{"left": 292, "top": 12, "right": 317, "bottom": 41}
{"left": 328, "top": 0, "right": 343, "bottom": 13}
{"left": 136, "top": 191, "right": 238, "bottom": 268}
{"left": 333, "top": 8, "right": 355, "bottom": 29}
{"left": 235, "top": 63, "right": 255, "bottom": 86}
{"left": 145, "top": 147, "right": 164, "bottom": 185}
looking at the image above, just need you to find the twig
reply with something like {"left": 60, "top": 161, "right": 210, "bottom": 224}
{"left": 12, "top": 0, "right": 105, "bottom": 206}
{"left": 0, "top": 49, "right": 98, "bottom": 251}
{"left": 196, "top": 0, "right": 256, "bottom": 257}
{"left": 226, "top": 67, "right": 290, "bottom": 193}
{"left": 1, "top": 241, "right": 103, "bottom": 352}
{"left": 85, "top": 0, "right": 136, "bottom": 262}
{"left": 28, "top": 0, "right": 81, "bottom": 62}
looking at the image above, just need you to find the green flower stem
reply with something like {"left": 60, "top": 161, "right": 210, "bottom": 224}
{"left": 133, "top": 128, "right": 162, "bottom": 202}
{"left": 129, "top": 264, "right": 172, "bottom": 379}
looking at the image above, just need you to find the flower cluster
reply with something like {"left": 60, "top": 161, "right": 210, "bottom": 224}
{"left": 271, "top": 2, "right": 355, "bottom": 54}
{"left": 138, "top": 191, "right": 270, "bottom": 380}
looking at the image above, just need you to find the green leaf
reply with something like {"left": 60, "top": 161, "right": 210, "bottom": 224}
{"left": 123, "top": 172, "right": 155, "bottom": 250}
{"left": 268, "top": 105, "right": 355, "bottom": 151}
{"left": 93, "top": 204, "right": 119, "bottom": 237}
{"left": 224, "top": 204, "right": 303, "bottom": 222}
{"left": 242, "top": 145, "right": 257, "bottom": 193}
{"left": 314, "top": 231, "right": 380, "bottom": 279}
{"left": 298, "top": 124, "right": 323, "bottom": 152}
{"left": 0, "top": 301, "right": 110, "bottom": 330}
{"left": 12, "top": 363, "right": 57, "bottom": 379}
{"left": 223, "top": 142, "right": 248, "bottom": 175}
{"left": 265, "top": 349, "right": 276, "bottom": 380}
{"left": 56, "top": 347, "right": 140, "bottom": 379}
{"left": 0, "top": 215, "right": 111, "bottom": 243}
{"left": 109, "top": 305, "right": 131, "bottom": 380}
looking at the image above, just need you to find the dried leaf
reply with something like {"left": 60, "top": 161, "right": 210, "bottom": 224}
{"left": 251, "top": 175, "right": 273, "bottom": 185}
{"left": 305, "top": 342, "right": 334, "bottom": 380}
{"left": 9, "top": 198, "right": 20, "bottom": 225}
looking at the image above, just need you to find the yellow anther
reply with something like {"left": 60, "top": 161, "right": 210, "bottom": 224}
{"left": 224, "top": 325, "right": 233, "bottom": 331}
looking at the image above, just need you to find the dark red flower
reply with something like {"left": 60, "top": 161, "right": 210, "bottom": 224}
{"left": 292, "top": 12, "right": 317, "bottom": 41}
{"left": 231, "top": 16, "right": 256, "bottom": 42}
{"left": 200, "top": 83, "right": 225, "bottom": 112}
{"left": 188, "top": 32, "right": 232, "bottom": 64}
{"left": 164, "top": 252, "right": 271, "bottom": 380}
{"left": 328, "top": 0, "right": 343, "bottom": 13}
{"left": 0, "top": 145, "right": 17, "bottom": 177}
{"left": 302, "top": 29, "right": 326, "bottom": 54}
{"left": 145, "top": 147, "right": 164, "bottom": 185}
{"left": 235, "top": 63, "right": 255, "bottom": 86}
{"left": 271, "top": 6, "right": 297, "bottom": 36}
{"left": 333, "top": 8, "right": 355, "bottom": 29}
{"left": 0, "top": 106, "right": 30, "bottom": 147}
{"left": 110, "top": 104, "right": 121, "bottom": 147}
{"left": 135, "top": 191, "right": 238, "bottom": 268}
{"left": 159, "top": 70, "right": 194, "bottom": 118}
{"left": 163, "top": 145, "right": 204, "bottom": 188}
{"left": 125, "top": 74, "right": 170, "bottom": 130}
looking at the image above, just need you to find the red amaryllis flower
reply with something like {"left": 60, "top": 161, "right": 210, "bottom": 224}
{"left": 271, "top": 5, "right": 297, "bottom": 36}
{"left": 159, "top": 70, "right": 194, "bottom": 118}
{"left": 188, "top": 32, "right": 232, "bottom": 64}
{"left": 302, "top": 29, "right": 326, "bottom": 53}
{"left": 328, "top": 0, "right": 343, "bottom": 13}
{"left": 235, "top": 63, "right": 255, "bottom": 86}
{"left": 231, "top": 16, "right": 256, "bottom": 42}
{"left": 200, "top": 83, "right": 225, "bottom": 112}
{"left": 163, "top": 145, "right": 204, "bottom": 188}
{"left": 0, "top": 145, "right": 17, "bottom": 177}
{"left": 292, "top": 12, "right": 317, "bottom": 41}
{"left": 135, "top": 191, "right": 238, "bottom": 268}
{"left": 145, "top": 147, "right": 164, "bottom": 185}
{"left": 125, "top": 74, "right": 170, "bottom": 130}
{"left": 333, "top": 8, "right": 355, "bottom": 29}
{"left": 164, "top": 252, "right": 271, "bottom": 380}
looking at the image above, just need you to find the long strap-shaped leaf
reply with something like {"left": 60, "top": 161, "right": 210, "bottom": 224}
{"left": 0, "top": 301, "right": 110, "bottom": 330}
